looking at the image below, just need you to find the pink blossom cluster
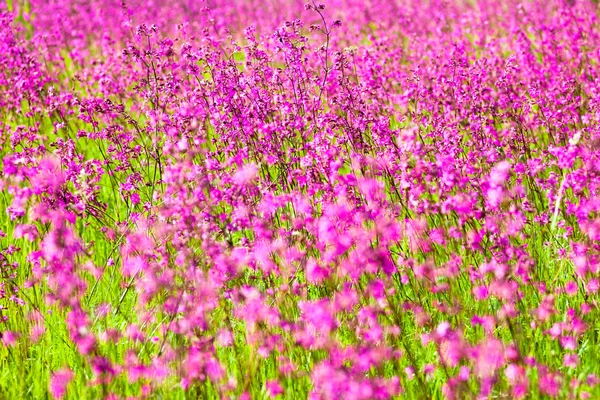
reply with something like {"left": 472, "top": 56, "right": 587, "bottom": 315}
{"left": 2, "top": 0, "right": 600, "bottom": 398}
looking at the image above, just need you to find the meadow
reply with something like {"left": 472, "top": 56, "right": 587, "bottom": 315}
{"left": 1, "top": 0, "right": 600, "bottom": 398}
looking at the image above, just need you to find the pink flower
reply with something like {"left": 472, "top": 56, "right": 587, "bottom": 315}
{"left": 49, "top": 368, "right": 73, "bottom": 399}
{"left": 474, "top": 338, "right": 505, "bottom": 379}
{"left": 216, "top": 329, "right": 233, "bottom": 347}
{"left": 436, "top": 321, "right": 451, "bottom": 338}
{"left": 266, "top": 380, "right": 284, "bottom": 398}
{"left": 1, "top": 331, "right": 18, "bottom": 347}
{"left": 130, "top": 193, "right": 140, "bottom": 205}
{"left": 564, "top": 354, "right": 579, "bottom": 368}
{"left": 539, "top": 370, "right": 561, "bottom": 397}
{"left": 233, "top": 163, "right": 259, "bottom": 186}
{"left": 489, "top": 161, "right": 511, "bottom": 186}
{"left": 13, "top": 224, "right": 39, "bottom": 241}
{"left": 30, "top": 325, "right": 46, "bottom": 343}
{"left": 473, "top": 285, "right": 489, "bottom": 301}
{"left": 565, "top": 281, "right": 578, "bottom": 296}
{"left": 306, "top": 258, "right": 329, "bottom": 284}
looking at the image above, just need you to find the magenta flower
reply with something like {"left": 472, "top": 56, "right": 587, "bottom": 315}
{"left": 49, "top": 368, "right": 73, "bottom": 399}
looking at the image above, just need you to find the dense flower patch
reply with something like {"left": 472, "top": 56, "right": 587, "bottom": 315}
{"left": 1, "top": 0, "right": 600, "bottom": 398}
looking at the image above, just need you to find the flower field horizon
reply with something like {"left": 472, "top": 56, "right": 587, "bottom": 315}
{"left": 2, "top": 0, "right": 600, "bottom": 398}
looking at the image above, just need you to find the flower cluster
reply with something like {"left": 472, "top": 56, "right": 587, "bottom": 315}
{"left": 1, "top": 0, "right": 600, "bottom": 398}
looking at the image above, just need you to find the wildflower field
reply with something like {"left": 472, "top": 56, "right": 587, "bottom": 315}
{"left": 2, "top": 0, "right": 600, "bottom": 398}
